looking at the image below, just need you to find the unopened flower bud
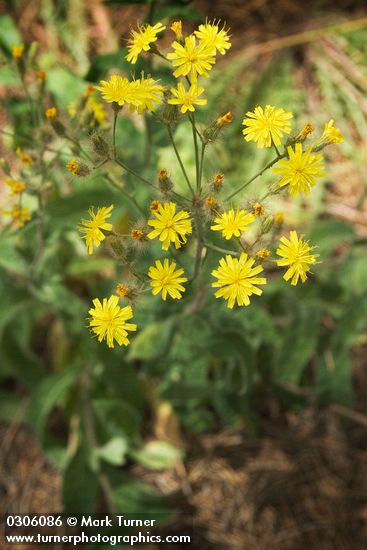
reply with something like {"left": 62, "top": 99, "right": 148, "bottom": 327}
{"left": 91, "top": 131, "right": 110, "bottom": 158}
{"left": 170, "top": 21, "right": 183, "bottom": 41}
{"left": 261, "top": 215, "right": 274, "bottom": 234}
{"left": 158, "top": 168, "right": 173, "bottom": 193}
{"left": 45, "top": 107, "right": 57, "bottom": 121}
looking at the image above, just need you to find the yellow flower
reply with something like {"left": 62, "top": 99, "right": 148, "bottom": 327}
{"left": 96, "top": 75, "right": 138, "bottom": 107}
{"left": 86, "top": 97, "right": 107, "bottom": 125}
{"left": 131, "top": 76, "right": 164, "bottom": 112}
{"left": 217, "top": 112, "right": 233, "bottom": 126}
{"left": 274, "top": 212, "right": 284, "bottom": 225}
{"left": 211, "top": 209, "right": 254, "bottom": 240}
{"left": 37, "top": 70, "right": 46, "bottom": 81}
{"left": 131, "top": 228, "right": 144, "bottom": 240}
{"left": 150, "top": 199, "right": 161, "bottom": 211}
{"left": 206, "top": 196, "right": 218, "bottom": 209}
{"left": 321, "top": 119, "right": 344, "bottom": 145}
{"left": 167, "top": 35, "right": 216, "bottom": 80}
{"left": 253, "top": 203, "right": 265, "bottom": 216}
{"left": 170, "top": 21, "right": 183, "bottom": 41}
{"left": 79, "top": 205, "right": 113, "bottom": 254}
{"left": 213, "top": 173, "right": 224, "bottom": 187}
{"left": 4, "top": 178, "right": 26, "bottom": 195}
{"left": 212, "top": 253, "right": 267, "bottom": 308}
{"left": 3, "top": 204, "right": 31, "bottom": 227}
{"left": 12, "top": 44, "right": 24, "bottom": 60}
{"left": 66, "top": 159, "right": 79, "bottom": 174}
{"left": 276, "top": 230, "right": 319, "bottom": 285}
{"left": 148, "top": 259, "right": 188, "bottom": 300}
{"left": 297, "top": 122, "right": 314, "bottom": 140}
{"left": 88, "top": 295, "right": 137, "bottom": 348}
{"left": 194, "top": 21, "right": 231, "bottom": 55}
{"left": 126, "top": 22, "right": 166, "bottom": 64}
{"left": 116, "top": 283, "right": 129, "bottom": 297}
{"left": 242, "top": 105, "right": 293, "bottom": 148}
{"left": 168, "top": 81, "right": 206, "bottom": 113}
{"left": 257, "top": 248, "right": 271, "bottom": 259}
{"left": 16, "top": 147, "right": 33, "bottom": 166}
{"left": 45, "top": 107, "right": 57, "bottom": 120}
{"left": 147, "top": 202, "right": 192, "bottom": 250}
{"left": 272, "top": 143, "right": 324, "bottom": 196}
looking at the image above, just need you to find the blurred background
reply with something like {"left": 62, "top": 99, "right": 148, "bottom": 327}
{"left": 1, "top": 1, "right": 367, "bottom": 549}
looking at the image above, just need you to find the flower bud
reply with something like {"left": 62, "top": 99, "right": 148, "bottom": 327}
{"left": 66, "top": 159, "right": 90, "bottom": 177}
{"left": 158, "top": 168, "right": 173, "bottom": 193}
{"left": 91, "top": 131, "right": 110, "bottom": 158}
{"left": 261, "top": 215, "right": 274, "bottom": 234}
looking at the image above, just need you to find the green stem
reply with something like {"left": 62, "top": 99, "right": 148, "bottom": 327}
{"left": 199, "top": 143, "right": 206, "bottom": 191}
{"left": 167, "top": 127, "right": 195, "bottom": 196}
{"left": 225, "top": 153, "right": 286, "bottom": 202}
{"left": 112, "top": 111, "right": 118, "bottom": 160}
{"left": 190, "top": 113, "right": 200, "bottom": 191}
{"left": 204, "top": 241, "right": 239, "bottom": 256}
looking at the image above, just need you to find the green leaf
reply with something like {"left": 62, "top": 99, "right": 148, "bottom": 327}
{"left": 93, "top": 398, "right": 141, "bottom": 440}
{"left": 132, "top": 440, "right": 183, "bottom": 471}
{"left": 308, "top": 219, "right": 355, "bottom": 259}
{"left": 27, "top": 368, "right": 78, "bottom": 439}
{"left": 45, "top": 67, "right": 87, "bottom": 108}
{"left": 273, "top": 302, "right": 321, "bottom": 385}
{"left": 0, "top": 229, "right": 28, "bottom": 275}
{"left": 92, "top": 437, "right": 128, "bottom": 469}
{"left": 0, "top": 15, "right": 22, "bottom": 53}
{"left": 128, "top": 317, "right": 176, "bottom": 361}
{"left": 113, "top": 481, "right": 172, "bottom": 517}
{"left": 63, "top": 445, "right": 99, "bottom": 514}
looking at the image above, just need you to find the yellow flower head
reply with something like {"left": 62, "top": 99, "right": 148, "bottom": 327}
{"left": 167, "top": 35, "right": 216, "bottom": 80}
{"left": 242, "top": 105, "right": 293, "bottom": 148}
{"left": 168, "top": 81, "right": 207, "bottom": 113}
{"left": 150, "top": 199, "right": 161, "bottom": 212}
{"left": 3, "top": 204, "right": 31, "bottom": 227}
{"left": 170, "top": 21, "right": 183, "bottom": 41}
{"left": 96, "top": 75, "right": 138, "bottom": 107}
{"left": 4, "top": 178, "right": 26, "bottom": 195}
{"left": 37, "top": 70, "right": 46, "bottom": 81}
{"left": 79, "top": 205, "right": 114, "bottom": 254}
{"left": 126, "top": 22, "right": 166, "bottom": 64}
{"left": 272, "top": 143, "right": 324, "bottom": 196}
{"left": 212, "top": 253, "right": 267, "bottom": 308}
{"left": 89, "top": 295, "right": 137, "bottom": 348}
{"left": 45, "top": 107, "right": 57, "bottom": 121}
{"left": 194, "top": 20, "right": 231, "bottom": 55}
{"left": 276, "top": 230, "right": 319, "bottom": 285}
{"left": 217, "top": 112, "right": 233, "bottom": 126}
{"left": 147, "top": 202, "right": 192, "bottom": 250}
{"left": 321, "top": 119, "right": 344, "bottom": 145}
{"left": 213, "top": 173, "right": 224, "bottom": 187}
{"left": 66, "top": 159, "right": 80, "bottom": 175}
{"left": 130, "top": 76, "right": 164, "bottom": 113}
{"left": 131, "top": 228, "right": 144, "bottom": 240}
{"left": 206, "top": 196, "right": 218, "bottom": 210}
{"left": 253, "top": 202, "right": 265, "bottom": 216}
{"left": 297, "top": 122, "right": 314, "bottom": 140}
{"left": 211, "top": 208, "right": 254, "bottom": 240}
{"left": 274, "top": 212, "right": 284, "bottom": 225}
{"left": 257, "top": 248, "right": 271, "bottom": 259}
{"left": 148, "top": 259, "right": 188, "bottom": 300}
{"left": 116, "top": 283, "right": 129, "bottom": 297}
{"left": 86, "top": 97, "right": 107, "bottom": 126}
{"left": 12, "top": 44, "right": 24, "bottom": 60}
{"left": 16, "top": 147, "right": 33, "bottom": 166}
